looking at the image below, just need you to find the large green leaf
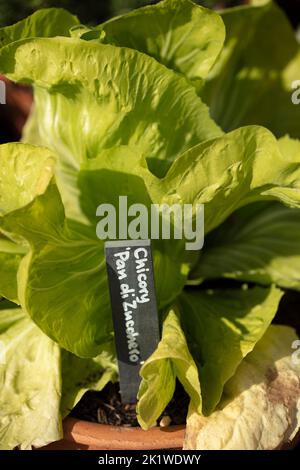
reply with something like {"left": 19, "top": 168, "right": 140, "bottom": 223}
{"left": 137, "top": 306, "right": 201, "bottom": 429}
{"left": 179, "top": 285, "right": 283, "bottom": 414}
{"left": 0, "top": 144, "right": 186, "bottom": 356}
{"left": 201, "top": 1, "right": 300, "bottom": 137}
{"left": 2, "top": 125, "right": 300, "bottom": 358}
{"left": 0, "top": 304, "right": 119, "bottom": 449}
{"left": 82, "top": 0, "right": 225, "bottom": 84}
{"left": 162, "top": 126, "right": 300, "bottom": 235}
{"left": 0, "top": 8, "right": 79, "bottom": 48}
{"left": 0, "top": 142, "right": 55, "bottom": 304}
{"left": 184, "top": 325, "right": 300, "bottom": 450}
{"left": 0, "top": 307, "right": 62, "bottom": 450}
{"left": 190, "top": 134, "right": 300, "bottom": 287}
{"left": 190, "top": 202, "right": 300, "bottom": 290}
{"left": 0, "top": 35, "right": 221, "bottom": 223}
{"left": 0, "top": 144, "right": 110, "bottom": 357}
{"left": 2, "top": 185, "right": 113, "bottom": 358}
{"left": 0, "top": 146, "right": 192, "bottom": 357}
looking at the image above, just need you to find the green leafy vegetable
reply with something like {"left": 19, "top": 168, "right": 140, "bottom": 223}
{"left": 0, "top": 304, "right": 118, "bottom": 449}
{"left": 1, "top": 125, "right": 299, "bottom": 358}
{"left": 0, "top": 34, "right": 222, "bottom": 205}
{"left": 163, "top": 126, "right": 300, "bottom": 235}
{"left": 0, "top": 142, "right": 55, "bottom": 304}
{"left": 0, "top": 144, "right": 191, "bottom": 357}
{"left": 0, "top": 142, "right": 55, "bottom": 216}
{"left": 184, "top": 325, "right": 300, "bottom": 450}
{"left": 137, "top": 307, "right": 201, "bottom": 429}
{"left": 189, "top": 135, "right": 300, "bottom": 286}
{"left": 179, "top": 285, "right": 283, "bottom": 414}
{"left": 0, "top": 8, "right": 79, "bottom": 48}
{"left": 0, "top": 307, "right": 62, "bottom": 450}
{"left": 82, "top": 0, "right": 225, "bottom": 85}
{"left": 201, "top": 1, "right": 300, "bottom": 137}
{"left": 190, "top": 202, "right": 300, "bottom": 290}
{"left": 0, "top": 0, "right": 300, "bottom": 450}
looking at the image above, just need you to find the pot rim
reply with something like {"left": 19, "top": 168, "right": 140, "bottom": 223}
{"left": 41, "top": 417, "right": 186, "bottom": 450}
{"left": 40, "top": 417, "right": 300, "bottom": 451}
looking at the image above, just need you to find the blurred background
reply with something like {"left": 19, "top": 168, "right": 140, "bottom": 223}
{"left": 0, "top": 0, "right": 299, "bottom": 28}
{"left": 0, "top": 0, "right": 300, "bottom": 144}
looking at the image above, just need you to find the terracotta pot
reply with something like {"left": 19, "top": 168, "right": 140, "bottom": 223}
{"left": 40, "top": 417, "right": 300, "bottom": 451}
{"left": 41, "top": 417, "right": 185, "bottom": 450}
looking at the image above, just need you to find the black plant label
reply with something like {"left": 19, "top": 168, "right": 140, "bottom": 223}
{"left": 105, "top": 240, "right": 160, "bottom": 403}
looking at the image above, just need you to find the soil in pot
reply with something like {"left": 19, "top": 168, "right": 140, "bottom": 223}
{"left": 70, "top": 380, "right": 189, "bottom": 428}
{"left": 41, "top": 382, "right": 188, "bottom": 450}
